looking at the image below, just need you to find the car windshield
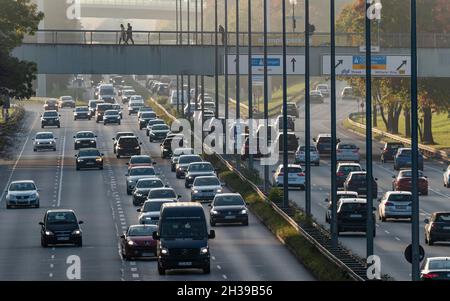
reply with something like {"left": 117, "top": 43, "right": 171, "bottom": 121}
{"left": 136, "top": 179, "right": 163, "bottom": 189}
{"left": 105, "top": 110, "right": 118, "bottom": 116}
{"left": 400, "top": 171, "right": 425, "bottom": 178}
{"left": 318, "top": 85, "right": 328, "bottom": 90}
{"left": 76, "top": 107, "right": 88, "bottom": 112}
{"left": 149, "top": 189, "right": 176, "bottom": 199}
{"left": 116, "top": 133, "right": 134, "bottom": 139}
{"left": 174, "top": 149, "right": 193, "bottom": 156}
{"left": 124, "top": 91, "right": 135, "bottom": 96}
{"left": 46, "top": 100, "right": 57, "bottom": 105}
{"left": 149, "top": 120, "right": 164, "bottom": 126}
{"left": 388, "top": 194, "right": 412, "bottom": 202}
{"left": 429, "top": 260, "right": 450, "bottom": 270}
{"left": 318, "top": 137, "right": 331, "bottom": 143}
{"left": 100, "top": 88, "right": 114, "bottom": 95}
{"left": 89, "top": 102, "right": 100, "bottom": 108}
{"left": 76, "top": 132, "right": 95, "bottom": 138}
{"left": 9, "top": 182, "right": 36, "bottom": 191}
{"left": 179, "top": 156, "right": 202, "bottom": 164}
{"left": 351, "top": 174, "right": 366, "bottom": 181}
{"left": 189, "top": 163, "right": 213, "bottom": 172}
{"left": 435, "top": 213, "right": 450, "bottom": 222}
{"left": 160, "top": 219, "right": 207, "bottom": 239}
{"left": 194, "top": 177, "right": 220, "bottom": 186}
{"left": 131, "top": 157, "right": 152, "bottom": 164}
{"left": 214, "top": 195, "right": 245, "bottom": 206}
{"left": 299, "top": 146, "right": 317, "bottom": 152}
{"left": 129, "top": 168, "right": 155, "bottom": 176}
{"left": 127, "top": 225, "right": 157, "bottom": 236}
{"left": 36, "top": 133, "right": 53, "bottom": 139}
{"left": 340, "top": 203, "right": 366, "bottom": 212}
{"left": 119, "top": 138, "right": 139, "bottom": 146}
{"left": 79, "top": 150, "right": 100, "bottom": 157}
{"left": 143, "top": 201, "right": 168, "bottom": 212}
{"left": 61, "top": 97, "right": 72, "bottom": 101}
{"left": 43, "top": 112, "right": 58, "bottom": 117}
{"left": 142, "top": 113, "right": 156, "bottom": 119}
{"left": 280, "top": 167, "right": 303, "bottom": 174}
{"left": 47, "top": 212, "right": 77, "bottom": 225}
{"left": 339, "top": 144, "right": 358, "bottom": 149}
{"left": 399, "top": 149, "right": 412, "bottom": 156}
{"left": 339, "top": 165, "right": 361, "bottom": 174}
{"left": 152, "top": 125, "right": 169, "bottom": 131}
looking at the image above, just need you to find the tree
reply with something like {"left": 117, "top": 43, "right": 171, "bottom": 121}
{"left": 0, "top": 0, "right": 44, "bottom": 98}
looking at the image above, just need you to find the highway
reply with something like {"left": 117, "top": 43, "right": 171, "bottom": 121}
{"left": 0, "top": 101, "right": 314, "bottom": 281}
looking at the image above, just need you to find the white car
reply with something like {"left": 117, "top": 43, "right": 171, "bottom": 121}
{"left": 5, "top": 180, "right": 40, "bottom": 209}
{"left": 272, "top": 164, "right": 305, "bottom": 190}
{"left": 295, "top": 145, "right": 320, "bottom": 166}
{"left": 146, "top": 188, "right": 180, "bottom": 202}
{"left": 336, "top": 143, "right": 361, "bottom": 162}
{"left": 121, "top": 90, "right": 137, "bottom": 103}
{"left": 191, "top": 176, "right": 223, "bottom": 202}
{"left": 137, "top": 199, "right": 177, "bottom": 224}
{"left": 378, "top": 191, "right": 413, "bottom": 222}
{"left": 33, "top": 132, "right": 57, "bottom": 152}
{"left": 444, "top": 165, "right": 450, "bottom": 188}
{"left": 421, "top": 257, "right": 450, "bottom": 281}
{"left": 128, "top": 97, "right": 145, "bottom": 115}
{"left": 316, "top": 84, "right": 329, "bottom": 97}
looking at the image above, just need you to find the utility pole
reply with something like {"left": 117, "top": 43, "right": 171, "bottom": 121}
{"left": 235, "top": 0, "right": 241, "bottom": 171}
{"left": 282, "top": 0, "right": 289, "bottom": 208}
{"left": 263, "top": 0, "right": 270, "bottom": 193}
{"left": 304, "top": 0, "right": 311, "bottom": 216}
{"left": 247, "top": 0, "right": 254, "bottom": 170}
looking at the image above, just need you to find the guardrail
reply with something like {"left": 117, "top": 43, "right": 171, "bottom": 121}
{"left": 23, "top": 30, "right": 450, "bottom": 48}
{"left": 347, "top": 113, "right": 449, "bottom": 163}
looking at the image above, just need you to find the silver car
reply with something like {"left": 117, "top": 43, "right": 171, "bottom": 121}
{"left": 378, "top": 191, "right": 413, "bottom": 222}
{"left": 336, "top": 143, "right": 361, "bottom": 162}
{"left": 33, "top": 132, "right": 57, "bottom": 152}
{"left": 176, "top": 154, "right": 203, "bottom": 179}
{"left": 137, "top": 199, "right": 176, "bottom": 225}
{"left": 295, "top": 145, "right": 320, "bottom": 166}
{"left": 126, "top": 166, "right": 158, "bottom": 195}
{"left": 191, "top": 176, "right": 223, "bottom": 202}
{"left": 5, "top": 180, "right": 40, "bottom": 209}
{"left": 443, "top": 165, "right": 450, "bottom": 188}
{"left": 272, "top": 164, "right": 306, "bottom": 190}
{"left": 171, "top": 148, "right": 194, "bottom": 172}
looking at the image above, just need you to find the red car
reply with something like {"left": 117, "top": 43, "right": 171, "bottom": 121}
{"left": 120, "top": 225, "right": 158, "bottom": 260}
{"left": 392, "top": 170, "right": 428, "bottom": 196}
{"left": 126, "top": 155, "right": 155, "bottom": 170}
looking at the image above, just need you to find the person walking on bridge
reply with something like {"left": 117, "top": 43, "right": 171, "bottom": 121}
{"left": 119, "top": 24, "right": 127, "bottom": 45}
{"left": 126, "top": 23, "right": 135, "bottom": 45}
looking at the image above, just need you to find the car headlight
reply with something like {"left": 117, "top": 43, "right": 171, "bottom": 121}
{"left": 128, "top": 180, "right": 134, "bottom": 183}
{"left": 77, "top": 159, "right": 84, "bottom": 162}
{"left": 7, "top": 195, "right": 15, "bottom": 200}
{"left": 76, "top": 141, "right": 81, "bottom": 143}
{"left": 216, "top": 189, "right": 223, "bottom": 193}
{"left": 45, "top": 230, "right": 53, "bottom": 236}
{"left": 72, "top": 230, "right": 81, "bottom": 235}
{"left": 30, "top": 193, "right": 38, "bottom": 199}
{"left": 161, "top": 247, "right": 169, "bottom": 255}
{"left": 240, "top": 209, "right": 247, "bottom": 215}
{"left": 200, "top": 247, "right": 209, "bottom": 255}
{"left": 193, "top": 190, "right": 199, "bottom": 194}
{"left": 90, "top": 140, "right": 95, "bottom": 143}
{"left": 127, "top": 240, "right": 135, "bottom": 246}
{"left": 96, "top": 157, "right": 103, "bottom": 162}
{"left": 144, "top": 216, "right": 152, "bottom": 220}
{"left": 211, "top": 210, "right": 219, "bottom": 215}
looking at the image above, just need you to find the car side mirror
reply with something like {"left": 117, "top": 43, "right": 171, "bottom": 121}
{"left": 126, "top": 163, "right": 129, "bottom": 165}
{"left": 140, "top": 143, "right": 143, "bottom": 145}
{"left": 373, "top": 207, "right": 377, "bottom": 211}
{"left": 152, "top": 162, "right": 157, "bottom": 165}
{"left": 112, "top": 138, "right": 115, "bottom": 141}
{"left": 392, "top": 176, "right": 396, "bottom": 179}
{"left": 74, "top": 155, "right": 78, "bottom": 157}
{"left": 208, "top": 230, "right": 216, "bottom": 239}
{"left": 137, "top": 209, "right": 141, "bottom": 212}
{"left": 208, "top": 204, "right": 212, "bottom": 207}
{"left": 39, "top": 222, "right": 44, "bottom": 226}
{"left": 177, "top": 195, "right": 182, "bottom": 199}
{"left": 165, "top": 184, "right": 170, "bottom": 188}
{"left": 152, "top": 231, "right": 160, "bottom": 240}
{"left": 377, "top": 198, "right": 382, "bottom": 202}
{"left": 272, "top": 170, "right": 276, "bottom": 173}
{"left": 375, "top": 178, "right": 378, "bottom": 181}
{"left": 424, "top": 219, "right": 430, "bottom": 224}
{"left": 73, "top": 136, "right": 76, "bottom": 138}
{"left": 78, "top": 221, "right": 84, "bottom": 225}
{"left": 120, "top": 234, "right": 125, "bottom": 239}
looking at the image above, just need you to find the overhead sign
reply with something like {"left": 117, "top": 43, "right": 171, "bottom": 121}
{"left": 322, "top": 55, "right": 411, "bottom": 77}
{"left": 359, "top": 46, "right": 381, "bottom": 53}
{"left": 226, "top": 55, "right": 305, "bottom": 75}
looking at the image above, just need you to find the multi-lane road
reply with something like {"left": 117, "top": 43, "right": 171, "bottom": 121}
{"left": 0, "top": 101, "right": 314, "bottom": 281}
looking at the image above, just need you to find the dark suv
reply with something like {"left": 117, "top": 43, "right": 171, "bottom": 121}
{"left": 334, "top": 199, "right": 376, "bottom": 237}
{"left": 160, "top": 134, "right": 185, "bottom": 159}
{"left": 115, "top": 136, "right": 142, "bottom": 159}
{"left": 380, "top": 142, "right": 404, "bottom": 163}
{"left": 344, "top": 171, "right": 378, "bottom": 199}
{"left": 95, "top": 103, "right": 114, "bottom": 123}
{"left": 113, "top": 132, "right": 135, "bottom": 153}
{"left": 39, "top": 209, "right": 83, "bottom": 247}
{"left": 314, "top": 134, "right": 339, "bottom": 155}
{"left": 41, "top": 111, "right": 61, "bottom": 128}
{"left": 336, "top": 163, "right": 362, "bottom": 189}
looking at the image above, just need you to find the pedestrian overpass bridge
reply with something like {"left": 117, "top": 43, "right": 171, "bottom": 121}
{"left": 12, "top": 30, "right": 450, "bottom": 77}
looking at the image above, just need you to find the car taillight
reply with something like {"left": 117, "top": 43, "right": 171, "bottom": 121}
{"left": 278, "top": 173, "right": 283, "bottom": 176}
{"left": 337, "top": 172, "right": 344, "bottom": 177}
{"left": 431, "top": 223, "right": 437, "bottom": 230}
{"left": 385, "top": 202, "right": 394, "bottom": 207}
{"left": 352, "top": 149, "right": 359, "bottom": 153}
{"left": 298, "top": 173, "right": 305, "bottom": 177}
{"left": 422, "top": 273, "right": 439, "bottom": 279}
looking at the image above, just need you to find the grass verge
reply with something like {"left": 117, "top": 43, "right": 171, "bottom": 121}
{"left": 0, "top": 106, "right": 25, "bottom": 153}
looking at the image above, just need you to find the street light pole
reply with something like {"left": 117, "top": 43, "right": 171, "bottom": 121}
{"left": 263, "top": 0, "right": 270, "bottom": 193}
{"left": 247, "top": 0, "right": 254, "bottom": 170}
{"left": 235, "top": 0, "right": 241, "bottom": 172}
{"left": 282, "top": 0, "right": 289, "bottom": 209}
{"left": 201, "top": 0, "right": 205, "bottom": 154}
{"left": 290, "top": 0, "right": 297, "bottom": 33}
{"left": 224, "top": 0, "right": 229, "bottom": 148}
{"left": 215, "top": 0, "right": 219, "bottom": 119}
{"left": 304, "top": 0, "right": 311, "bottom": 217}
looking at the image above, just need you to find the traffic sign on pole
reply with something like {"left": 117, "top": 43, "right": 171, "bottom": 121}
{"left": 226, "top": 55, "right": 305, "bottom": 75}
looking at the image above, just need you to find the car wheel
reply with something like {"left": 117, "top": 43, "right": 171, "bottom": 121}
{"left": 176, "top": 173, "right": 180, "bottom": 179}
{"left": 185, "top": 183, "right": 190, "bottom": 189}
{"left": 424, "top": 235, "right": 429, "bottom": 244}
{"left": 77, "top": 240, "right": 83, "bottom": 247}
{"left": 127, "top": 189, "right": 131, "bottom": 195}
{"left": 33, "top": 148, "right": 37, "bottom": 152}
{"left": 150, "top": 137, "right": 153, "bottom": 142}
{"left": 41, "top": 237, "right": 48, "bottom": 248}
{"left": 53, "top": 148, "right": 56, "bottom": 151}
{"left": 35, "top": 203, "right": 40, "bottom": 208}
{"left": 373, "top": 229, "right": 376, "bottom": 238}
{"left": 210, "top": 220, "right": 216, "bottom": 227}
{"left": 428, "top": 238, "right": 434, "bottom": 246}
{"left": 422, "top": 190, "right": 428, "bottom": 196}
{"left": 146, "top": 131, "right": 149, "bottom": 136}
{"left": 76, "top": 165, "right": 80, "bottom": 171}
{"left": 117, "top": 154, "right": 120, "bottom": 159}
{"left": 6, "top": 204, "right": 12, "bottom": 209}
{"left": 57, "top": 125, "right": 60, "bottom": 128}
{"left": 203, "top": 265, "right": 211, "bottom": 274}
{"left": 158, "top": 264, "right": 165, "bottom": 275}
{"left": 118, "top": 121, "right": 121, "bottom": 125}
{"left": 381, "top": 214, "right": 386, "bottom": 222}
{"left": 243, "top": 219, "right": 249, "bottom": 226}
{"left": 99, "top": 166, "right": 103, "bottom": 170}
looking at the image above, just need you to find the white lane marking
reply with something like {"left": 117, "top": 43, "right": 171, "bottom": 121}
{"left": 57, "top": 128, "right": 67, "bottom": 207}
{"left": 429, "top": 188, "right": 450, "bottom": 199}
{"left": 211, "top": 256, "right": 216, "bottom": 260}
{"left": 395, "top": 237, "right": 401, "bottom": 241}
{"left": 130, "top": 267, "right": 137, "bottom": 272}
{"left": 49, "top": 273, "right": 53, "bottom": 278}
{"left": 222, "top": 274, "right": 228, "bottom": 280}
{"left": 50, "top": 264, "right": 54, "bottom": 268}
{"left": 217, "top": 265, "right": 222, "bottom": 270}
{"left": 0, "top": 114, "right": 39, "bottom": 204}
{"left": 132, "top": 273, "right": 139, "bottom": 278}
{"left": 51, "top": 255, "right": 55, "bottom": 259}
{"left": 385, "top": 230, "right": 390, "bottom": 234}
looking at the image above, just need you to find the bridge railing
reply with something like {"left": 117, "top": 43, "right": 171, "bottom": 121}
{"left": 23, "top": 30, "right": 450, "bottom": 48}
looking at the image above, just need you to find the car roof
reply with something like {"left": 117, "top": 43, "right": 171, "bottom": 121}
{"left": 130, "top": 166, "right": 154, "bottom": 170}
{"left": 36, "top": 132, "right": 54, "bottom": 135}
{"left": 278, "top": 164, "right": 302, "bottom": 168}
{"left": 194, "top": 175, "right": 219, "bottom": 180}
{"left": 385, "top": 191, "right": 412, "bottom": 196}
{"left": 337, "top": 191, "right": 358, "bottom": 195}
{"left": 317, "top": 133, "right": 331, "bottom": 137}
{"left": 337, "top": 163, "right": 361, "bottom": 167}
{"left": 43, "top": 110, "right": 58, "bottom": 113}
{"left": 46, "top": 209, "right": 76, "bottom": 214}
{"left": 10, "top": 180, "right": 35, "bottom": 184}
{"left": 339, "top": 198, "right": 367, "bottom": 204}
{"left": 162, "top": 202, "right": 202, "bottom": 209}
{"left": 214, "top": 193, "right": 242, "bottom": 198}
{"left": 427, "top": 257, "right": 450, "bottom": 262}
{"left": 78, "top": 148, "right": 99, "bottom": 152}
{"left": 144, "top": 199, "right": 176, "bottom": 205}
{"left": 76, "top": 131, "right": 95, "bottom": 134}
{"left": 118, "top": 136, "right": 138, "bottom": 139}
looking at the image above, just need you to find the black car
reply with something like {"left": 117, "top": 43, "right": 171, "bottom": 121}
{"left": 41, "top": 111, "right": 61, "bottom": 128}
{"left": 425, "top": 212, "right": 450, "bottom": 246}
{"left": 132, "top": 178, "right": 166, "bottom": 206}
{"left": 281, "top": 102, "right": 299, "bottom": 118}
{"left": 276, "top": 115, "right": 295, "bottom": 131}
{"left": 88, "top": 100, "right": 104, "bottom": 118}
{"left": 115, "top": 136, "right": 142, "bottom": 159}
{"left": 209, "top": 193, "right": 248, "bottom": 226}
{"left": 103, "top": 109, "right": 121, "bottom": 125}
{"left": 40, "top": 209, "right": 83, "bottom": 247}
{"left": 276, "top": 133, "right": 299, "bottom": 153}
{"left": 314, "top": 134, "right": 338, "bottom": 155}
{"left": 75, "top": 148, "right": 104, "bottom": 170}
{"left": 95, "top": 103, "right": 114, "bottom": 123}
{"left": 334, "top": 199, "right": 376, "bottom": 237}
{"left": 139, "top": 112, "right": 158, "bottom": 130}
{"left": 113, "top": 132, "right": 135, "bottom": 153}
{"left": 344, "top": 171, "right": 378, "bottom": 199}
{"left": 380, "top": 142, "right": 405, "bottom": 163}
{"left": 161, "top": 134, "right": 185, "bottom": 159}
{"left": 73, "top": 131, "right": 97, "bottom": 150}
{"left": 149, "top": 124, "right": 170, "bottom": 142}
{"left": 73, "top": 106, "right": 90, "bottom": 120}
{"left": 336, "top": 163, "right": 362, "bottom": 189}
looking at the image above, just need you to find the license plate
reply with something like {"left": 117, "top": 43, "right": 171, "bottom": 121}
{"left": 225, "top": 216, "right": 236, "bottom": 219}
{"left": 289, "top": 177, "right": 296, "bottom": 181}
{"left": 443, "top": 226, "right": 450, "bottom": 230}
{"left": 396, "top": 206, "right": 407, "bottom": 210}
{"left": 142, "top": 252, "right": 154, "bottom": 257}
{"left": 350, "top": 214, "right": 362, "bottom": 218}
{"left": 57, "top": 237, "right": 70, "bottom": 241}
{"left": 86, "top": 162, "right": 95, "bottom": 165}
{"left": 178, "top": 262, "right": 192, "bottom": 266}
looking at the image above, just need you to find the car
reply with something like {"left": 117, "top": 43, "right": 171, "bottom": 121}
{"left": 43, "top": 99, "right": 58, "bottom": 111}
{"left": 209, "top": 193, "right": 248, "bottom": 226}
{"left": 392, "top": 170, "right": 428, "bottom": 195}
{"left": 310, "top": 90, "right": 325, "bottom": 103}
{"left": 424, "top": 212, "right": 450, "bottom": 246}
{"left": 394, "top": 148, "right": 424, "bottom": 171}
{"left": 344, "top": 171, "right": 378, "bottom": 199}
{"left": 120, "top": 225, "right": 158, "bottom": 260}
{"left": 75, "top": 148, "right": 104, "bottom": 170}
{"left": 336, "top": 163, "right": 362, "bottom": 189}
{"left": 170, "top": 90, "right": 188, "bottom": 106}
{"left": 281, "top": 102, "right": 299, "bottom": 118}
{"left": 153, "top": 202, "right": 215, "bottom": 275}
{"left": 115, "top": 136, "right": 142, "bottom": 159}
{"left": 380, "top": 142, "right": 405, "bottom": 163}
{"left": 39, "top": 209, "right": 83, "bottom": 247}
{"left": 126, "top": 166, "right": 158, "bottom": 195}
{"left": 98, "top": 84, "right": 115, "bottom": 103}
{"left": 272, "top": 164, "right": 306, "bottom": 190}
{"left": 128, "top": 96, "right": 145, "bottom": 115}
{"left": 95, "top": 103, "right": 114, "bottom": 123}
{"left": 88, "top": 99, "right": 104, "bottom": 118}
{"left": 5, "top": 180, "right": 40, "bottom": 209}
{"left": 420, "top": 257, "right": 450, "bottom": 281}
{"left": 58, "top": 96, "right": 75, "bottom": 108}
{"left": 201, "top": 101, "right": 216, "bottom": 113}
{"left": 171, "top": 148, "right": 194, "bottom": 172}
{"left": 314, "top": 134, "right": 337, "bottom": 155}
{"left": 126, "top": 155, "right": 155, "bottom": 170}
{"left": 378, "top": 191, "right": 413, "bottom": 222}
{"left": 119, "top": 86, "right": 133, "bottom": 97}
{"left": 73, "top": 106, "right": 90, "bottom": 120}
{"left": 111, "top": 103, "right": 123, "bottom": 119}
{"left": 121, "top": 89, "right": 136, "bottom": 103}
{"left": 275, "top": 115, "right": 295, "bottom": 131}
{"left": 316, "top": 84, "right": 330, "bottom": 97}
{"left": 336, "top": 143, "right": 361, "bottom": 162}
{"left": 156, "top": 84, "right": 170, "bottom": 96}
{"left": 274, "top": 132, "right": 299, "bottom": 153}
{"left": 294, "top": 145, "right": 320, "bottom": 166}
{"left": 341, "top": 86, "right": 355, "bottom": 100}
{"left": 444, "top": 165, "right": 450, "bottom": 188}
{"left": 41, "top": 110, "right": 61, "bottom": 128}
{"left": 33, "top": 132, "right": 57, "bottom": 152}
{"left": 185, "top": 162, "right": 216, "bottom": 188}
{"left": 73, "top": 131, "right": 97, "bottom": 150}
{"left": 137, "top": 200, "right": 176, "bottom": 224}
{"left": 201, "top": 109, "right": 215, "bottom": 120}
{"left": 324, "top": 191, "right": 359, "bottom": 223}
{"left": 146, "top": 119, "right": 166, "bottom": 136}
{"left": 149, "top": 124, "right": 171, "bottom": 142}
{"left": 137, "top": 107, "right": 154, "bottom": 119}
{"left": 256, "top": 124, "right": 275, "bottom": 144}
{"left": 191, "top": 176, "right": 223, "bottom": 202}
{"left": 112, "top": 132, "right": 135, "bottom": 153}
{"left": 331, "top": 198, "right": 376, "bottom": 237}
{"left": 184, "top": 103, "right": 197, "bottom": 118}
{"left": 110, "top": 75, "right": 125, "bottom": 86}
{"left": 132, "top": 178, "right": 166, "bottom": 206}
{"left": 147, "top": 187, "right": 180, "bottom": 202}
{"left": 175, "top": 155, "right": 203, "bottom": 179}
{"left": 103, "top": 109, "right": 121, "bottom": 125}
{"left": 161, "top": 134, "right": 186, "bottom": 159}
{"left": 139, "top": 112, "right": 158, "bottom": 129}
